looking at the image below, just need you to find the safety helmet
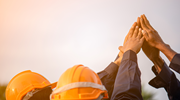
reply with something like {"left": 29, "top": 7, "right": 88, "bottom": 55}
{"left": 50, "top": 65, "right": 108, "bottom": 100}
{"left": 6, "top": 70, "right": 57, "bottom": 100}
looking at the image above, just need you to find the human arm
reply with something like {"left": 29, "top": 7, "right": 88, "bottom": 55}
{"left": 115, "top": 22, "right": 139, "bottom": 66}
{"left": 140, "top": 14, "right": 177, "bottom": 62}
{"left": 169, "top": 54, "right": 180, "bottom": 73}
{"left": 149, "top": 62, "right": 180, "bottom": 100}
{"left": 140, "top": 14, "right": 180, "bottom": 74}
{"left": 139, "top": 14, "right": 180, "bottom": 99}
{"left": 111, "top": 50, "right": 143, "bottom": 100}
{"left": 143, "top": 43, "right": 180, "bottom": 99}
{"left": 97, "top": 22, "right": 139, "bottom": 99}
{"left": 97, "top": 54, "right": 122, "bottom": 100}
{"left": 111, "top": 22, "right": 144, "bottom": 100}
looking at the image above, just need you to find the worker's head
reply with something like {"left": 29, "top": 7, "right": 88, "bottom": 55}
{"left": 6, "top": 70, "right": 57, "bottom": 100}
{"left": 50, "top": 65, "right": 108, "bottom": 100}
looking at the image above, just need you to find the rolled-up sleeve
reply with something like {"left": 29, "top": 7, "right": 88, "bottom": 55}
{"left": 111, "top": 50, "right": 143, "bottom": 100}
{"left": 149, "top": 62, "right": 180, "bottom": 100}
{"left": 149, "top": 63, "right": 172, "bottom": 88}
{"left": 98, "top": 62, "right": 119, "bottom": 100}
{"left": 169, "top": 54, "right": 180, "bottom": 74}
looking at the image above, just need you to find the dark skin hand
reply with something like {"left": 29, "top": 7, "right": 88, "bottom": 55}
{"left": 142, "top": 41, "right": 163, "bottom": 72}
{"left": 137, "top": 16, "right": 160, "bottom": 61}
{"left": 138, "top": 15, "right": 164, "bottom": 73}
{"left": 140, "top": 14, "right": 177, "bottom": 62}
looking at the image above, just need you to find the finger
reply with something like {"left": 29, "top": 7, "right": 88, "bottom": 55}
{"left": 118, "top": 46, "right": 122, "bottom": 50}
{"left": 142, "top": 30, "right": 149, "bottom": 41}
{"left": 140, "top": 16, "right": 149, "bottom": 31}
{"left": 133, "top": 26, "right": 139, "bottom": 38}
{"left": 165, "top": 44, "right": 170, "bottom": 48}
{"left": 137, "top": 28, "right": 142, "bottom": 39}
{"left": 118, "top": 46, "right": 124, "bottom": 53}
{"left": 137, "top": 17, "right": 141, "bottom": 28}
{"left": 142, "top": 14, "right": 155, "bottom": 31}
{"left": 140, "top": 37, "right": 145, "bottom": 43}
{"left": 128, "top": 22, "right": 137, "bottom": 38}
{"left": 123, "top": 22, "right": 136, "bottom": 45}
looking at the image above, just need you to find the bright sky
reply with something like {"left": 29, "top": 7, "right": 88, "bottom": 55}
{"left": 1, "top": 0, "right": 180, "bottom": 100}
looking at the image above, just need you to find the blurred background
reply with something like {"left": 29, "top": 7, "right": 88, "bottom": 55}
{"left": 0, "top": 0, "right": 180, "bottom": 100}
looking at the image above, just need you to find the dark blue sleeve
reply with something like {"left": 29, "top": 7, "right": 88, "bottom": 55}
{"left": 169, "top": 54, "right": 180, "bottom": 74}
{"left": 111, "top": 50, "right": 143, "bottom": 100}
{"left": 98, "top": 62, "right": 119, "bottom": 100}
{"left": 149, "top": 62, "right": 180, "bottom": 100}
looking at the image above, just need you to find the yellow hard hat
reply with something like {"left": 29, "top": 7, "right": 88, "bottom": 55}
{"left": 51, "top": 65, "right": 108, "bottom": 100}
{"left": 6, "top": 70, "right": 57, "bottom": 100}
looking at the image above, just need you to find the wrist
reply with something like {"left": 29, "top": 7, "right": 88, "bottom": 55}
{"left": 118, "top": 51, "right": 123, "bottom": 57}
{"left": 156, "top": 43, "right": 167, "bottom": 52}
{"left": 114, "top": 56, "right": 122, "bottom": 66}
{"left": 152, "top": 56, "right": 164, "bottom": 68}
{"left": 152, "top": 56, "right": 164, "bottom": 73}
{"left": 124, "top": 49, "right": 137, "bottom": 54}
{"left": 156, "top": 41, "right": 166, "bottom": 51}
{"left": 158, "top": 43, "right": 177, "bottom": 61}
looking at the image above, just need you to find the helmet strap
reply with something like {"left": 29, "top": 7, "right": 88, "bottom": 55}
{"left": 50, "top": 82, "right": 107, "bottom": 100}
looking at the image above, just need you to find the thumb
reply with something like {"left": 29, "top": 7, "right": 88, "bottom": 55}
{"left": 142, "top": 30, "right": 149, "bottom": 41}
{"left": 118, "top": 46, "right": 124, "bottom": 53}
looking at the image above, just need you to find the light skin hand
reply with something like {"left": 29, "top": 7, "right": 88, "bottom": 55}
{"left": 140, "top": 14, "right": 177, "bottom": 62}
{"left": 114, "top": 22, "right": 137, "bottom": 66}
{"left": 119, "top": 24, "right": 145, "bottom": 54}
{"left": 123, "top": 22, "right": 137, "bottom": 46}
{"left": 136, "top": 17, "right": 141, "bottom": 29}
{"left": 114, "top": 55, "right": 123, "bottom": 66}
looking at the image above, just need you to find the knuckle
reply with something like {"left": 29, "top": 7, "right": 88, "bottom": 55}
{"left": 146, "top": 38, "right": 150, "bottom": 41}
{"left": 152, "top": 30, "right": 155, "bottom": 32}
{"left": 147, "top": 30, "right": 153, "bottom": 33}
{"left": 153, "top": 30, "right": 157, "bottom": 33}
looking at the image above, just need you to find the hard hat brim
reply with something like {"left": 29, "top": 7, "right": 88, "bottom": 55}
{"left": 47, "top": 82, "right": 57, "bottom": 89}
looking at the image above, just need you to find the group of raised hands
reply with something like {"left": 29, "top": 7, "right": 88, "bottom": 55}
{"left": 5, "top": 14, "right": 180, "bottom": 100}
{"left": 115, "top": 14, "right": 177, "bottom": 73}
{"left": 107, "top": 14, "right": 180, "bottom": 100}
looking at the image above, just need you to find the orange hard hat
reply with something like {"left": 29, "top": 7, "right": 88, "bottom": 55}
{"left": 51, "top": 65, "right": 108, "bottom": 100}
{"left": 6, "top": 70, "right": 57, "bottom": 100}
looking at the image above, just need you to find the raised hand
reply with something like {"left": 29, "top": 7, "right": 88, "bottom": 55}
{"left": 137, "top": 15, "right": 160, "bottom": 60}
{"left": 140, "top": 14, "right": 177, "bottom": 62}
{"left": 119, "top": 23, "right": 144, "bottom": 54}
{"left": 140, "top": 14, "right": 165, "bottom": 49}
{"left": 123, "top": 22, "right": 137, "bottom": 46}
{"left": 137, "top": 15, "right": 164, "bottom": 73}
{"left": 115, "top": 22, "right": 138, "bottom": 66}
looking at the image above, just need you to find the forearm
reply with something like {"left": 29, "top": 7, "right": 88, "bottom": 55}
{"left": 157, "top": 43, "right": 177, "bottom": 62}
{"left": 98, "top": 62, "right": 119, "bottom": 100}
{"left": 149, "top": 63, "right": 180, "bottom": 100}
{"left": 114, "top": 51, "right": 123, "bottom": 66}
{"left": 114, "top": 56, "right": 122, "bottom": 66}
{"left": 149, "top": 62, "right": 172, "bottom": 88}
{"left": 151, "top": 56, "right": 164, "bottom": 73}
{"left": 111, "top": 50, "right": 143, "bottom": 100}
